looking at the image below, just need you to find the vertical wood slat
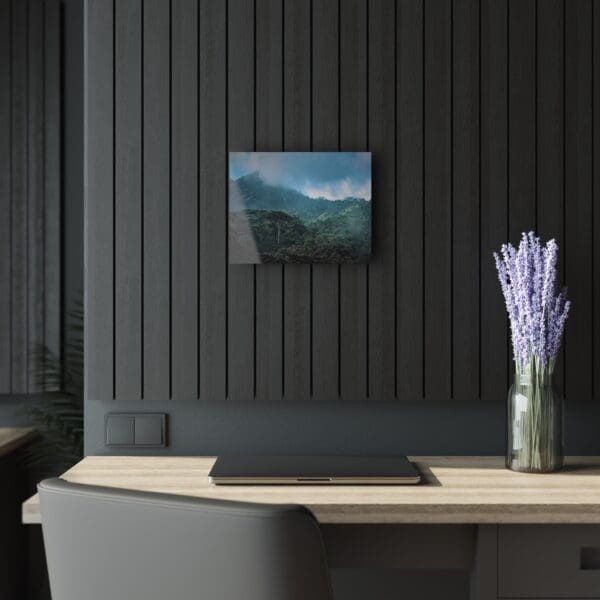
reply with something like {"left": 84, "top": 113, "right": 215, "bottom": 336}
{"left": 44, "top": 0, "right": 62, "bottom": 369}
{"left": 565, "top": 0, "right": 592, "bottom": 401}
{"left": 143, "top": 0, "right": 170, "bottom": 400}
{"left": 0, "top": 0, "right": 11, "bottom": 392}
{"left": 114, "top": 0, "right": 142, "bottom": 399}
{"left": 10, "top": 0, "right": 28, "bottom": 392}
{"left": 254, "top": 0, "right": 283, "bottom": 401}
{"left": 78, "top": 0, "right": 600, "bottom": 408}
{"left": 199, "top": 0, "right": 227, "bottom": 400}
{"left": 339, "top": 0, "right": 367, "bottom": 402}
{"left": 311, "top": 0, "right": 339, "bottom": 401}
{"left": 85, "top": 0, "right": 114, "bottom": 402}
{"left": 594, "top": 1, "right": 600, "bottom": 401}
{"left": 424, "top": 0, "right": 452, "bottom": 401}
{"left": 396, "top": 0, "right": 423, "bottom": 401}
{"left": 537, "top": 0, "right": 564, "bottom": 393}
{"left": 508, "top": 0, "right": 536, "bottom": 241}
{"left": 594, "top": 0, "right": 600, "bottom": 402}
{"left": 27, "top": 0, "right": 45, "bottom": 393}
{"left": 480, "top": 0, "right": 508, "bottom": 403}
{"left": 368, "top": 0, "right": 395, "bottom": 401}
{"left": 283, "top": 0, "right": 311, "bottom": 402}
{"left": 452, "top": 0, "right": 480, "bottom": 401}
{"left": 171, "top": 0, "right": 198, "bottom": 400}
{"left": 227, "top": 0, "right": 255, "bottom": 401}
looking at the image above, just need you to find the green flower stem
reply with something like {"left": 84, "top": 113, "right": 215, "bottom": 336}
{"left": 510, "top": 357, "right": 560, "bottom": 473}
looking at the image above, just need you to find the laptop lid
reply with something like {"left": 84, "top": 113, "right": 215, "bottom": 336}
{"left": 209, "top": 455, "right": 421, "bottom": 485}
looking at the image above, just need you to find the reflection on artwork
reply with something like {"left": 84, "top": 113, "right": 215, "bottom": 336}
{"left": 228, "top": 152, "right": 372, "bottom": 264}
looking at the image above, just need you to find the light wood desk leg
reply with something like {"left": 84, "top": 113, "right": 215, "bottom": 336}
{"left": 470, "top": 525, "right": 498, "bottom": 600}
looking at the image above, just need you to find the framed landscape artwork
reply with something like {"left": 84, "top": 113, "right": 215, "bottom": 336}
{"left": 228, "top": 152, "right": 372, "bottom": 264}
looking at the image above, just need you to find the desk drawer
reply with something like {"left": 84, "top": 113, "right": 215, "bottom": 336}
{"left": 499, "top": 525, "right": 600, "bottom": 598}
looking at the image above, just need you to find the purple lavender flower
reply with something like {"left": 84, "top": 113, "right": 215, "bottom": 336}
{"left": 493, "top": 232, "right": 570, "bottom": 372}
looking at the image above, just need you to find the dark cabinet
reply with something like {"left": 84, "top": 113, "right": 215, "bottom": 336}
{"left": 498, "top": 525, "right": 600, "bottom": 598}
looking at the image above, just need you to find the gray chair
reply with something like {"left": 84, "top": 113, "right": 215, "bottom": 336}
{"left": 38, "top": 478, "right": 332, "bottom": 600}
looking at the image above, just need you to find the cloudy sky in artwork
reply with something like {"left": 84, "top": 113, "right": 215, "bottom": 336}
{"left": 229, "top": 152, "right": 371, "bottom": 201}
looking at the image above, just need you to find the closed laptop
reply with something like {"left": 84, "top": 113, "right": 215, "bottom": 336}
{"left": 209, "top": 455, "right": 421, "bottom": 485}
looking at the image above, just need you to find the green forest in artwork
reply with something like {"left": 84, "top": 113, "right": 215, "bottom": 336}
{"left": 229, "top": 153, "right": 371, "bottom": 264}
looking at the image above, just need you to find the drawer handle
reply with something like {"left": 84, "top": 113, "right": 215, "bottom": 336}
{"left": 581, "top": 547, "right": 600, "bottom": 570}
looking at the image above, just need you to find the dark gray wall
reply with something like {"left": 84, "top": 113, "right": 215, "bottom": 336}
{"left": 84, "top": 0, "right": 600, "bottom": 455}
{"left": 0, "top": 0, "right": 62, "bottom": 395}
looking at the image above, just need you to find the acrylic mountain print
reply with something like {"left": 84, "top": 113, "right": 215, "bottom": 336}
{"left": 228, "top": 152, "right": 372, "bottom": 264}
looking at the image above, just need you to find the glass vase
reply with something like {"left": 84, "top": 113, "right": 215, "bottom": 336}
{"left": 506, "top": 363, "right": 563, "bottom": 473}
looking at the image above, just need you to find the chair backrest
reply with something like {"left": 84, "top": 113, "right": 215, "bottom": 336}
{"left": 39, "top": 478, "right": 332, "bottom": 600}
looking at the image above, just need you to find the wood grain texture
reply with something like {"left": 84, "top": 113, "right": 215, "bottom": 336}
{"left": 537, "top": 0, "right": 565, "bottom": 394}
{"left": 254, "top": 0, "right": 283, "bottom": 402}
{"left": 142, "top": 0, "right": 170, "bottom": 401}
{"left": 199, "top": 0, "right": 227, "bottom": 400}
{"left": 114, "top": 0, "right": 142, "bottom": 399}
{"left": 368, "top": 0, "right": 396, "bottom": 401}
{"left": 396, "top": 0, "right": 423, "bottom": 401}
{"left": 171, "top": 0, "right": 198, "bottom": 400}
{"left": 227, "top": 0, "right": 255, "bottom": 401}
{"left": 424, "top": 0, "right": 452, "bottom": 401}
{"left": 565, "top": 0, "right": 593, "bottom": 402}
{"left": 283, "top": 0, "right": 311, "bottom": 402}
{"left": 339, "top": 0, "right": 368, "bottom": 402}
{"left": 0, "top": 0, "right": 11, "bottom": 392}
{"left": 44, "top": 0, "right": 62, "bottom": 368}
{"left": 22, "top": 455, "right": 600, "bottom": 525}
{"left": 594, "top": 1, "right": 600, "bottom": 402}
{"left": 79, "top": 0, "right": 600, "bottom": 412}
{"left": 85, "top": 0, "right": 114, "bottom": 402}
{"left": 27, "top": 0, "right": 45, "bottom": 394}
{"left": 480, "top": 0, "right": 508, "bottom": 404}
{"left": 311, "top": 0, "right": 340, "bottom": 402}
{"left": 452, "top": 0, "right": 480, "bottom": 401}
{"left": 508, "top": 0, "right": 536, "bottom": 241}
{"left": 0, "top": 0, "right": 63, "bottom": 394}
{"left": 11, "top": 0, "right": 28, "bottom": 393}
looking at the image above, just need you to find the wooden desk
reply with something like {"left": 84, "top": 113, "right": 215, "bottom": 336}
{"left": 22, "top": 455, "right": 600, "bottom": 525}
{"left": 23, "top": 455, "right": 600, "bottom": 600}
{"left": 0, "top": 427, "right": 35, "bottom": 459}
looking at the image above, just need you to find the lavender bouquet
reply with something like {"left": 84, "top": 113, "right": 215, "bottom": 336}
{"left": 494, "top": 232, "right": 570, "bottom": 472}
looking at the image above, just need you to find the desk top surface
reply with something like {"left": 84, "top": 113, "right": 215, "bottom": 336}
{"left": 0, "top": 427, "right": 35, "bottom": 459}
{"left": 22, "top": 455, "right": 600, "bottom": 525}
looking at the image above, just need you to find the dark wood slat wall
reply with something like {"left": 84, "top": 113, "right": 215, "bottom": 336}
{"left": 368, "top": 0, "right": 396, "bottom": 400}
{"left": 228, "top": 0, "right": 256, "bottom": 402}
{"left": 0, "top": 0, "right": 62, "bottom": 394}
{"left": 537, "top": 0, "right": 565, "bottom": 394}
{"left": 85, "top": 0, "right": 114, "bottom": 404}
{"left": 424, "top": 0, "right": 452, "bottom": 401}
{"left": 283, "top": 0, "right": 311, "bottom": 402}
{"left": 397, "top": 0, "right": 423, "bottom": 401}
{"left": 199, "top": 0, "right": 227, "bottom": 401}
{"left": 565, "top": 0, "right": 593, "bottom": 403}
{"left": 594, "top": 1, "right": 600, "bottom": 401}
{"left": 452, "top": 0, "right": 480, "bottom": 401}
{"left": 339, "top": 0, "right": 368, "bottom": 402}
{"left": 84, "top": 0, "right": 600, "bottom": 404}
{"left": 115, "top": 0, "right": 142, "bottom": 399}
{"left": 0, "top": 0, "right": 11, "bottom": 389}
{"left": 172, "top": 0, "right": 198, "bottom": 401}
{"left": 142, "top": 0, "right": 170, "bottom": 401}
{"left": 480, "top": 0, "right": 508, "bottom": 404}
{"left": 312, "top": 0, "right": 340, "bottom": 402}
{"left": 254, "top": 0, "right": 283, "bottom": 401}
